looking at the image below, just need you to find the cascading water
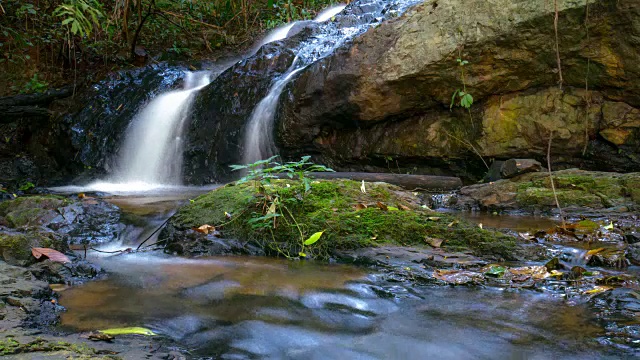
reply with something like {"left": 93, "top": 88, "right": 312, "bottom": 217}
{"left": 86, "top": 71, "right": 211, "bottom": 193}
{"left": 243, "top": 0, "right": 420, "bottom": 164}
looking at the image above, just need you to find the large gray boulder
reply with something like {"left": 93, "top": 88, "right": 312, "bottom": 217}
{"left": 278, "top": 0, "right": 640, "bottom": 178}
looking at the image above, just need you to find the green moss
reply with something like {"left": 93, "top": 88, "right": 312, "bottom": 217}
{"left": 0, "top": 195, "right": 69, "bottom": 217}
{"left": 170, "top": 180, "right": 515, "bottom": 259}
{"left": 0, "top": 230, "right": 66, "bottom": 262}
{"left": 0, "top": 338, "right": 120, "bottom": 358}
{"left": 513, "top": 170, "right": 640, "bottom": 210}
{"left": 0, "top": 233, "right": 36, "bottom": 261}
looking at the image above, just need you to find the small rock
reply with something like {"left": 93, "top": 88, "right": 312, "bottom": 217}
{"left": 5, "top": 296, "right": 23, "bottom": 307}
{"left": 500, "top": 159, "right": 542, "bottom": 179}
{"left": 166, "top": 351, "right": 187, "bottom": 360}
{"left": 624, "top": 232, "right": 640, "bottom": 244}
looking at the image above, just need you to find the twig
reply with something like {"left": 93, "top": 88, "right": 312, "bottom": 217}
{"left": 553, "top": 0, "right": 564, "bottom": 89}
{"left": 159, "top": 10, "right": 224, "bottom": 31}
{"left": 547, "top": 131, "right": 566, "bottom": 228}
{"left": 582, "top": 0, "right": 591, "bottom": 156}
{"left": 136, "top": 217, "right": 171, "bottom": 251}
{"left": 89, "top": 247, "right": 131, "bottom": 254}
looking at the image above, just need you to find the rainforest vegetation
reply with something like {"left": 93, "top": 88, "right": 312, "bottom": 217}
{"left": 0, "top": 0, "right": 337, "bottom": 95}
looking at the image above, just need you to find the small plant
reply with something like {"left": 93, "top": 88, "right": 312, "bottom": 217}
{"left": 18, "top": 181, "right": 35, "bottom": 192}
{"left": 450, "top": 58, "right": 473, "bottom": 110}
{"left": 22, "top": 74, "right": 48, "bottom": 94}
{"left": 446, "top": 56, "right": 488, "bottom": 170}
{"left": 230, "top": 156, "right": 334, "bottom": 259}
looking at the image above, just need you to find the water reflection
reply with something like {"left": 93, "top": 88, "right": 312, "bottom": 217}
{"left": 59, "top": 254, "right": 614, "bottom": 359}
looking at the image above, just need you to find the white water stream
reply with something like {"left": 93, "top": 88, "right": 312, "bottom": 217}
{"left": 56, "top": 72, "right": 211, "bottom": 194}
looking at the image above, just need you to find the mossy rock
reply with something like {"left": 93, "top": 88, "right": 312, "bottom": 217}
{"left": 457, "top": 170, "right": 640, "bottom": 213}
{"left": 0, "top": 338, "right": 118, "bottom": 358}
{"left": 0, "top": 230, "right": 68, "bottom": 265}
{"left": 166, "top": 180, "right": 516, "bottom": 259}
{"left": 0, "top": 196, "right": 70, "bottom": 228}
{"left": 515, "top": 170, "right": 640, "bottom": 210}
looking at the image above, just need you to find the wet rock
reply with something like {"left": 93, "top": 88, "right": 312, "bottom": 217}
{"left": 592, "top": 288, "right": 640, "bottom": 313}
{"left": 625, "top": 232, "right": 640, "bottom": 245}
{"left": 500, "top": 159, "right": 542, "bottom": 179}
{"left": 449, "top": 169, "right": 640, "bottom": 214}
{"left": 279, "top": 0, "right": 640, "bottom": 178}
{"left": 0, "top": 195, "right": 124, "bottom": 246}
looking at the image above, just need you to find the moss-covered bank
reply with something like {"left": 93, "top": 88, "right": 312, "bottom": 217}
{"left": 453, "top": 170, "right": 640, "bottom": 213}
{"left": 163, "top": 180, "right": 516, "bottom": 260}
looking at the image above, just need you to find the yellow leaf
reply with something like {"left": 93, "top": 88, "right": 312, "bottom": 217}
{"left": 99, "top": 327, "right": 156, "bottom": 336}
{"left": 587, "top": 248, "right": 605, "bottom": 256}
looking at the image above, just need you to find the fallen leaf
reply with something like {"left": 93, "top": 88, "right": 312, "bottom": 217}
{"left": 584, "top": 286, "right": 613, "bottom": 295}
{"left": 89, "top": 332, "right": 115, "bottom": 342}
{"left": 387, "top": 206, "right": 399, "bottom": 211}
{"left": 77, "top": 193, "right": 86, "bottom": 199}
{"left": 447, "top": 220, "right": 459, "bottom": 227}
{"left": 603, "top": 222, "right": 614, "bottom": 230}
{"left": 427, "top": 217, "right": 441, "bottom": 221}
{"left": 31, "top": 248, "right": 71, "bottom": 264}
{"left": 550, "top": 270, "right": 564, "bottom": 278}
{"left": 482, "top": 264, "right": 506, "bottom": 277}
{"left": 354, "top": 203, "right": 367, "bottom": 211}
{"left": 194, "top": 224, "right": 215, "bottom": 234}
{"left": 587, "top": 248, "right": 605, "bottom": 256}
{"left": 99, "top": 327, "right": 156, "bottom": 336}
{"left": 425, "top": 237, "right": 443, "bottom": 248}
{"left": 376, "top": 202, "right": 388, "bottom": 211}
{"left": 398, "top": 204, "right": 411, "bottom": 211}
{"left": 433, "top": 269, "right": 483, "bottom": 285}
{"left": 360, "top": 180, "right": 366, "bottom": 194}
{"left": 509, "top": 266, "right": 549, "bottom": 280}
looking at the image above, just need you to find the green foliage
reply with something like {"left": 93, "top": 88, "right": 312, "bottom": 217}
{"left": 450, "top": 58, "right": 473, "bottom": 110}
{"left": 171, "top": 179, "right": 517, "bottom": 261}
{"left": 229, "top": 156, "right": 334, "bottom": 259}
{"left": 18, "top": 181, "right": 35, "bottom": 191}
{"left": 54, "top": 0, "right": 105, "bottom": 37}
{"left": 22, "top": 74, "right": 48, "bottom": 94}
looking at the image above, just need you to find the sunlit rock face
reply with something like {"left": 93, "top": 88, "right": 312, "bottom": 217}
{"left": 279, "top": 0, "right": 640, "bottom": 179}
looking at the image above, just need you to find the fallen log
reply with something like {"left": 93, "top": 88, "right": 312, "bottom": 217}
{"left": 0, "top": 86, "right": 74, "bottom": 107}
{"left": 298, "top": 172, "right": 462, "bottom": 191}
{"left": 0, "top": 105, "right": 51, "bottom": 122}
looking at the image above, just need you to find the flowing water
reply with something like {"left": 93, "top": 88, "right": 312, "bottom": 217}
{"left": 59, "top": 72, "right": 212, "bottom": 194}
{"left": 243, "top": 0, "right": 420, "bottom": 164}
{"left": 52, "top": 192, "right": 624, "bottom": 359}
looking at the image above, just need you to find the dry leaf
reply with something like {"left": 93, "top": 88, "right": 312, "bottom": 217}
{"left": 425, "top": 237, "right": 443, "bottom": 248}
{"left": 77, "top": 193, "right": 86, "bottom": 199}
{"left": 88, "top": 332, "right": 115, "bottom": 342}
{"left": 398, "top": 204, "right": 411, "bottom": 211}
{"left": 31, "top": 247, "right": 71, "bottom": 263}
{"left": 194, "top": 224, "right": 216, "bottom": 234}
{"left": 376, "top": 202, "right": 388, "bottom": 211}
{"left": 587, "top": 248, "right": 605, "bottom": 256}
{"left": 354, "top": 203, "right": 367, "bottom": 211}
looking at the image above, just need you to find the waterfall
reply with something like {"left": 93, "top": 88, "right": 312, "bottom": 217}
{"left": 242, "top": 0, "right": 419, "bottom": 165}
{"left": 86, "top": 71, "right": 211, "bottom": 193}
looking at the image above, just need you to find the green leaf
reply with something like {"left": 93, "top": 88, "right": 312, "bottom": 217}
{"left": 303, "top": 231, "right": 324, "bottom": 246}
{"left": 484, "top": 265, "right": 506, "bottom": 277}
{"left": 450, "top": 89, "right": 459, "bottom": 110}
{"left": 99, "top": 327, "right": 156, "bottom": 336}
{"left": 387, "top": 206, "right": 399, "bottom": 211}
{"left": 460, "top": 93, "right": 473, "bottom": 108}
{"left": 299, "top": 251, "right": 306, "bottom": 257}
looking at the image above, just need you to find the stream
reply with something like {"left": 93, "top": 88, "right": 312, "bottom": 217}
{"left": 53, "top": 191, "right": 623, "bottom": 359}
